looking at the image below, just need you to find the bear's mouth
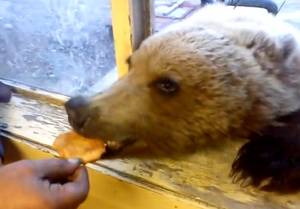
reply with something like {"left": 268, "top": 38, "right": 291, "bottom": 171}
{"left": 66, "top": 106, "right": 138, "bottom": 148}
{"left": 70, "top": 116, "right": 134, "bottom": 144}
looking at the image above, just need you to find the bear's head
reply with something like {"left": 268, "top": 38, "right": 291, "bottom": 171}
{"left": 65, "top": 6, "right": 300, "bottom": 153}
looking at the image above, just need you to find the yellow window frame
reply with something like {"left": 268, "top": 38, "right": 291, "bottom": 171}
{"left": 112, "top": 0, "right": 153, "bottom": 77}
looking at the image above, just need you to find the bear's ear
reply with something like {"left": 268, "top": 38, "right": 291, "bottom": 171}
{"left": 277, "top": 34, "right": 300, "bottom": 73}
{"left": 277, "top": 34, "right": 296, "bottom": 60}
{"left": 237, "top": 30, "right": 298, "bottom": 63}
{"left": 126, "top": 56, "right": 132, "bottom": 68}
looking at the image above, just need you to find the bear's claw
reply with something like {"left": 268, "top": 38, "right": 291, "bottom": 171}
{"left": 231, "top": 131, "right": 300, "bottom": 191}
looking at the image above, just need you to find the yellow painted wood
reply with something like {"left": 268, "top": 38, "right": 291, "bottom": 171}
{"left": 1, "top": 93, "right": 300, "bottom": 209}
{"left": 111, "top": 0, "right": 133, "bottom": 77}
{"left": 3, "top": 138, "right": 212, "bottom": 209}
{"left": 0, "top": 78, "right": 68, "bottom": 106}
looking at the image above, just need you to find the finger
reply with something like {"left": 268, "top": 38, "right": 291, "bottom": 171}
{"left": 32, "top": 158, "right": 81, "bottom": 179}
{"left": 0, "top": 82, "right": 12, "bottom": 103}
{"left": 0, "top": 141, "right": 4, "bottom": 165}
{"left": 58, "top": 166, "right": 89, "bottom": 206}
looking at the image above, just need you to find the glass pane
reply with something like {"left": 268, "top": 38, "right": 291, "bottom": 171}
{"left": 153, "top": 1, "right": 300, "bottom": 32}
{"left": 276, "top": 0, "right": 300, "bottom": 30}
{"left": 0, "top": 0, "right": 117, "bottom": 96}
{"left": 154, "top": 0, "right": 202, "bottom": 32}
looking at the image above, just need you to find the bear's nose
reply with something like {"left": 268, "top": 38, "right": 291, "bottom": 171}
{"left": 65, "top": 96, "right": 89, "bottom": 111}
{"left": 65, "top": 96, "right": 89, "bottom": 129}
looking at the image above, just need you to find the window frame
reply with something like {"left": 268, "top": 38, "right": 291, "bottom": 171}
{"left": 111, "top": 0, "right": 153, "bottom": 77}
{"left": 0, "top": 0, "right": 153, "bottom": 100}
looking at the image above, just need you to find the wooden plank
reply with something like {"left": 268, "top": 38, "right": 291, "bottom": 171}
{"left": 111, "top": 0, "right": 153, "bottom": 77}
{"left": 111, "top": 0, "right": 133, "bottom": 77}
{"left": 1, "top": 94, "right": 300, "bottom": 209}
{"left": 0, "top": 78, "right": 68, "bottom": 106}
{"left": 3, "top": 137, "right": 209, "bottom": 209}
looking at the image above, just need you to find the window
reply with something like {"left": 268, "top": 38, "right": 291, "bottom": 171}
{"left": 154, "top": 0, "right": 300, "bottom": 31}
{"left": 0, "top": 0, "right": 117, "bottom": 96}
{"left": 154, "top": 0, "right": 201, "bottom": 31}
{"left": 0, "top": 0, "right": 297, "bottom": 97}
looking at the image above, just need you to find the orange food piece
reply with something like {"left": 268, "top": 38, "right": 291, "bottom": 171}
{"left": 53, "top": 131, "right": 106, "bottom": 163}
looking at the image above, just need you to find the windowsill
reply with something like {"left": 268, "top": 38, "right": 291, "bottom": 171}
{"left": 1, "top": 89, "right": 299, "bottom": 209}
{"left": 2, "top": 137, "right": 203, "bottom": 209}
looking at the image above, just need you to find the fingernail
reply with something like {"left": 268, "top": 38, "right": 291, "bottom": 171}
{"left": 67, "top": 158, "right": 82, "bottom": 165}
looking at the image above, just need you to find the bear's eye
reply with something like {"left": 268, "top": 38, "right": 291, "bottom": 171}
{"left": 153, "top": 77, "right": 180, "bottom": 95}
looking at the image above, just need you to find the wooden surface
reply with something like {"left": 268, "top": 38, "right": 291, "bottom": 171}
{"left": 111, "top": 0, "right": 133, "bottom": 77}
{"left": 1, "top": 93, "right": 300, "bottom": 209}
{"left": 3, "top": 137, "right": 205, "bottom": 209}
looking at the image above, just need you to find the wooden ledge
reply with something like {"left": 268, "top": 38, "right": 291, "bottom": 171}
{"left": 0, "top": 93, "right": 299, "bottom": 209}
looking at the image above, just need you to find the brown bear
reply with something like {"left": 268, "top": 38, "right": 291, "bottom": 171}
{"left": 65, "top": 5, "right": 300, "bottom": 190}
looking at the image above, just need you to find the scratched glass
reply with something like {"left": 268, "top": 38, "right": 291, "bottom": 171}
{"left": 0, "top": 0, "right": 117, "bottom": 96}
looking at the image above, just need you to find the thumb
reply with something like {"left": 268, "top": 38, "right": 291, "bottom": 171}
{"left": 55, "top": 166, "right": 89, "bottom": 207}
{"left": 32, "top": 158, "right": 81, "bottom": 179}
{"left": 0, "top": 82, "right": 12, "bottom": 103}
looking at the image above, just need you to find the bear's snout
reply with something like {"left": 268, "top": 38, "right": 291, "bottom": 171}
{"left": 65, "top": 96, "right": 90, "bottom": 131}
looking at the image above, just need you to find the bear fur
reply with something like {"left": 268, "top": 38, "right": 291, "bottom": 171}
{"left": 65, "top": 5, "right": 300, "bottom": 190}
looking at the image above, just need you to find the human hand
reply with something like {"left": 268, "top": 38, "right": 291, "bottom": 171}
{"left": 0, "top": 158, "right": 89, "bottom": 209}
{"left": 0, "top": 82, "right": 12, "bottom": 103}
